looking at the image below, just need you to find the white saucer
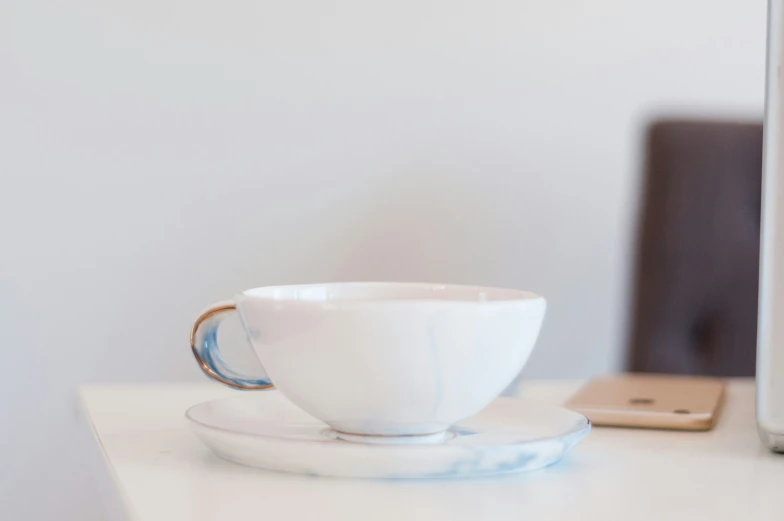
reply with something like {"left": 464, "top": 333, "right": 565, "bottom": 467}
{"left": 186, "top": 392, "right": 590, "bottom": 479}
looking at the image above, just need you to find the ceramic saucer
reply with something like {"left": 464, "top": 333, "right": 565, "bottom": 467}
{"left": 186, "top": 392, "right": 590, "bottom": 479}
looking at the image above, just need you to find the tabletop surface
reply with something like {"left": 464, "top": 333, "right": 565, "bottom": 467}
{"left": 79, "top": 379, "right": 782, "bottom": 521}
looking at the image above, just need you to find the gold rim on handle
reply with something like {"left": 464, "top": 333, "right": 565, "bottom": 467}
{"left": 190, "top": 303, "right": 274, "bottom": 391}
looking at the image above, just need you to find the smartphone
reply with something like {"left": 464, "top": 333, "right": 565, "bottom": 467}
{"left": 566, "top": 374, "right": 726, "bottom": 431}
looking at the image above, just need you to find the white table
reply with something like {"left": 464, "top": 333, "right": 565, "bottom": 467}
{"left": 79, "top": 380, "right": 782, "bottom": 521}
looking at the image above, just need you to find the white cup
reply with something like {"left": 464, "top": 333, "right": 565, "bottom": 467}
{"left": 191, "top": 282, "right": 546, "bottom": 444}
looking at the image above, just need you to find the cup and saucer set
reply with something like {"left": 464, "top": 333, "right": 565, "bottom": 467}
{"left": 186, "top": 282, "right": 590, "bottom": 479}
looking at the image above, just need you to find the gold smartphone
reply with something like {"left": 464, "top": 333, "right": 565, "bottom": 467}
{"left": 566, "top": 374, "right": 726, "bottom": 431}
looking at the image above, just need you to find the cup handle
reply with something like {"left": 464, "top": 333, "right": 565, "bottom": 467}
{"left": 190, "top": 300, "right": 274, "bottom": 390}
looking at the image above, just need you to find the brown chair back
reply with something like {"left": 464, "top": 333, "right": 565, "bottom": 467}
{"left": 628, "top": 120, "right": 762, "bottom": 376}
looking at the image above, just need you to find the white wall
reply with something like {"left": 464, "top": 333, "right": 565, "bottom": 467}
{"left": 0, "top": 1, "right": 765, "bottom": 519}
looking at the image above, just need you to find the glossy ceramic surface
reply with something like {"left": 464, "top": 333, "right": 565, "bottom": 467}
{"left": 186, "top": 392, "right": 590, "bottom": 478}
{"left": 192, "top": 282, "right": 546, "bottom": 442}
